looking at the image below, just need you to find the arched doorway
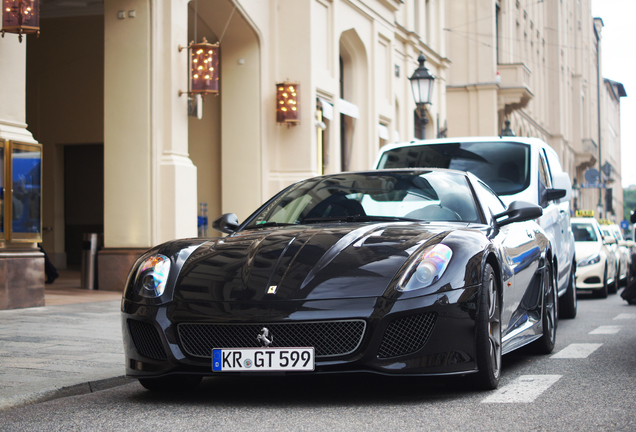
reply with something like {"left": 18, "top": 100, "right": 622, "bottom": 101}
{"left": 339, "top": 29, "right": 368, "bottom": 172}
{"left": 189, "top": 0, "right": 262, "bottom": 222}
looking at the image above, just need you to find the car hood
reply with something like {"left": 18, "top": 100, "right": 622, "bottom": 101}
{"left": 575, "top": 242, "right": 601, "bottom": 261}
{"left": 174, "top": 223, "right": 456, "bottom": 302}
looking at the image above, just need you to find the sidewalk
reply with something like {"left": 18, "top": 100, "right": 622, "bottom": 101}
{"left": 0, "top": 270, "right": 129, "bottom": 411}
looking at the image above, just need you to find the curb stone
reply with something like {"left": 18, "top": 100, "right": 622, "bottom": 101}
{"left": 0, "top": 376, "right": 131, "bottom": 412}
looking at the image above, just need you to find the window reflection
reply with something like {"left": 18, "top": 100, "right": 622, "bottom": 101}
{"left": 11, "top": 144, "right": 41, "bottom": 238}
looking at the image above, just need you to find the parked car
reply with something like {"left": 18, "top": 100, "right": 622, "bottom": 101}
{"left": 601, "top": 224, "right": 631, "bottom": 288}
{"left": 571, "top": 217, "right": 617, "bottom": 298}
{"left": 375, "top": 137, "right": 577, "bottom": 318}
{"left": 122, "top": 169, "right": 556, "bottom": 392}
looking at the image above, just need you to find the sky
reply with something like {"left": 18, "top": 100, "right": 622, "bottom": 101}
{"left": 591, "top": 0, "right": 636, "bottom": 187}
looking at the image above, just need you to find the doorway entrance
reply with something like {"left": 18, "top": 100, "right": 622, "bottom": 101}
{"left": 63, "top": 144, "right": 104, "bottom": 268}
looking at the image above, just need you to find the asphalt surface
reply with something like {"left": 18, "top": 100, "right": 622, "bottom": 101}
{"left": 1, "top": 272, "right": 635, "bottom": 432}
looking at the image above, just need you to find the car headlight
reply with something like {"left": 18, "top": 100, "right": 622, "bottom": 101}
{"left": 397, "top": 244, "right": 453, "bottom": 292}
{"left": 578, "top": 253, "right": 601, "bottom": 267}
{"left": 135, "top": 254, "right": 171, "bottom": 298}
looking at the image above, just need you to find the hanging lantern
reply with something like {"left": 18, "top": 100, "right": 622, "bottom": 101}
{"left": 276, "top": 82, "right": 299, "bottom": 125}
{"left": 189, "top": 37, "right": 219, "bottom": 98}
{"left": 1, "top": 0, "right": 39, "bottom": 42}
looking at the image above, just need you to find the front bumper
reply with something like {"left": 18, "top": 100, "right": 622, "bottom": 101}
{"left": 576, "top": 261, "right": 607, "bottom": 290}
{"left": 121, "top": 286, "right": 480, "bottom": 379}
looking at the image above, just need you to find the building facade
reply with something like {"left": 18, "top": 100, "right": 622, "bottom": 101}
{"left": 444, "top": 0, "right": 626, "bottom": 221}
{"left": 0, "top": 0, "right": 449, "bottom": 308}
{"left": 0, "top": 0, "right": 626, "bottom": 309}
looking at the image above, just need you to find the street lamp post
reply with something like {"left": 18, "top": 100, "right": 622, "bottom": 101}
{"left": 409, "top": 53, "right": 435, "bottom": 129}
{"left": 572, "top": 178, "right": 580, "bottom": 212}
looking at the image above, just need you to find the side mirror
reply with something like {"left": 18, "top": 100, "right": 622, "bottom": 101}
{"left": 494, "top": 200, "right": 543, "bottom": 227}
{"left": 551, "top": 172, "right": 572, "bottom": 202}
{"left": 603, "top": 236, "right": 617, "bottom": 245}
{"left": 545, "top": 188, "right": 567, "bottom": 201}
{"left": 212, "top": 213, "right": 240, "bottom": 234}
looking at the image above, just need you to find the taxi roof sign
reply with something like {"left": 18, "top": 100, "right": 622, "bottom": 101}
{"left": 575, "top": 210, "right": 594, "bottom": 218}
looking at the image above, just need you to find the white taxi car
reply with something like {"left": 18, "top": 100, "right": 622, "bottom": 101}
{"left": 375, "top": 137, "right": 578, "bottom": 317}
{"left": 601, "top": 224, "right": 631, "bottom": 289}
{"left": 572, "top": 217, "right": 617, "bottom": 298}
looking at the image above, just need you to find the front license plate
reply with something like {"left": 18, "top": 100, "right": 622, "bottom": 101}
{"left": 212, "top": 347, "right": 315, "bottom": 372}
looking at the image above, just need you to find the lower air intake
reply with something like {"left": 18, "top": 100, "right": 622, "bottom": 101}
{"left": 377, "top": 312, "right": 437, "bottom": 359}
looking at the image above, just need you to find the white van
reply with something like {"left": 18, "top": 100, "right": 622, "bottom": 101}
{"left": 375, "top": 136, "right": 577, "bottom": 318}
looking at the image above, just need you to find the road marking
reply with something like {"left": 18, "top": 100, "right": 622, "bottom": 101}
{"left": 550, "top": 343, "right": 602, "bottom": 359}
{"left": 614, "top": 313, "right": 636, "bottom": 320}
{"left": 588, "top": 326, "right": 622, "bottom": 335}
{"left": 481, "top": 375, "right": 561, "bottom": 403}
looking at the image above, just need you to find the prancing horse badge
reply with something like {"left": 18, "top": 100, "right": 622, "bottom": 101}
{"left": 267, "top": 285, "right": 278, "bottom": 294}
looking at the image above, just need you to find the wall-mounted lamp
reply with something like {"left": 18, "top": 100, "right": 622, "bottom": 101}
{"left": 276, "top": 82, "right": 299, "bottom": 126}
{"left": 409, "top": 52, "right": 435, "bottom": 126}
{"left": 179, "top": 37, "right": 219, "bottom": 100}
{"left": 1, "top": 0, "right": 39, "bottom": 42}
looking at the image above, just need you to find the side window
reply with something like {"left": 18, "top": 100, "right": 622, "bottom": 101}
{"left": 543, "top": 147, "right": 563, "bottom": 184}
{"left": 538, "top": 155, "right": 551, "bottom": 208}
{"left": 475, "top": 179, "right": 506, "bottom": 218}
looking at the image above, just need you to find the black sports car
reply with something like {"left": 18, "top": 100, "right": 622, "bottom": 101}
{"left": 121, "top": 169, "right": 556, "bottom": 391}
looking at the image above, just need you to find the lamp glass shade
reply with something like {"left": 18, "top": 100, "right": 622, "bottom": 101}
{"left": 409, "top": 53, "right": 435, "bottom": 106}
{"left": 276, "top": 82, "right": 300, "bottom": 124}
{"left": 410, "top": 72, "right": 434, "bottom": 106}
{"left": 190, "top": 39, "right": 219, "bottom": 95}
{"left": 2, "top": 0, "right": 39, "bottom": 35}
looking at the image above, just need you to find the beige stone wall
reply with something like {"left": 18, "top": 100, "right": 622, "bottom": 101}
{"left": 444, "top": 0, "right": 624, "bottom": 220}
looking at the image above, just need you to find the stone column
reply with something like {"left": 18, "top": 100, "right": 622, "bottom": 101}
{"left": 101, "top": 0, "right": 197, "bottom": 291}
{"left": 0, "top": 35, "right": 45, "bottom": 309}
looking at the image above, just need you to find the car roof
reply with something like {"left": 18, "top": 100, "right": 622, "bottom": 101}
{"left": 378, "top": 136, "right": 548, "bottom": 153}
{"left": 571, "top": 218, "right": 599, "bottom": 224}
{"left": 317, "top": 167, "right": 472, "bottom": 178}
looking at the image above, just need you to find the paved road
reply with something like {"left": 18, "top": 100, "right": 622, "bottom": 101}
{"left": 1, "top": 291, "right": 635, "bottom": 431}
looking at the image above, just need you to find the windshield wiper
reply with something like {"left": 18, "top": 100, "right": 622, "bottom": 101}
{"left": 303, "top": 215, "right": 422, "bottom": 224}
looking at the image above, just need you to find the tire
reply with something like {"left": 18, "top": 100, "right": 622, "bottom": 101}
{"left": 558, "top": 263, "right": 577, "bottom": 319}
{"left": 533, "top": 262, "right": 557, "bottom": 354}
{"left": 594, "top": 265, "right": 609, "bottom": 299}
{"left": 609, "top": 266, "right": 618, "bottom": 294}
{"left": 138, "top": 375, "right": 202, "bottom": 392}
{"left": 473, "top": 263, "right": 501, "bottom": 390}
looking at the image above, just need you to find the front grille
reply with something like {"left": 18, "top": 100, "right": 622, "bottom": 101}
{"left": 377, "top": 313, "right": 437, "bottom": 359}
{"left": 178, "top": 320, "right": 366, "bottom": 359}
{"left": 127, "top": 319, "right": 168, "bottom": 360}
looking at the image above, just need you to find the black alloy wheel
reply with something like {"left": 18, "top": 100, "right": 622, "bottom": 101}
{"left": 473, "top": 263, "right": 502, "bottom": 390}
{"left": 533, "top": 262, "right": 557, "bottom": 354}
{"left": 558, "top": 263, "right": 577, "bottom": 319}
{"left": 138, "top": 375, "right": 203, "bottom": 392}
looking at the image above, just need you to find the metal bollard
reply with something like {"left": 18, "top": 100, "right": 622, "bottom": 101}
{"left": 81, "top": 233, "right": 100, "bottom": 290}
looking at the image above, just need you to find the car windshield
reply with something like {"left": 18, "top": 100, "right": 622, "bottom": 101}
{"left": 244, "top": 171, "right": 481, "bottom": 228}
{"left": 572, "top": 223, "right": 598, "bottom": 242}
{"left": 611, "top": 227, "right": 624, "bottom": 241}
{"left": 377, "top": 141, "right": 531, "bottom": 196}
{"left": 602, "top": 228, "right": 615, "bottom": 239}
